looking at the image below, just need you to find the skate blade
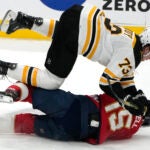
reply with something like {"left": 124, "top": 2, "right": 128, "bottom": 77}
{"left": 0, "top": 10, "right": 17, "bottom": 33}
{"left": 0, "top": 92, "right": 13, "bottom": 103}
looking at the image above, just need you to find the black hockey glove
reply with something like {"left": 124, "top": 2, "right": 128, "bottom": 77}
{"left": 143, "top": 99, "right": 150, "bottom": 117}
{"left": 123, "top": 90, "right": 148, "bottom": 116}
{"left": 142, "top": 100, "right": 150, "bottom": 126}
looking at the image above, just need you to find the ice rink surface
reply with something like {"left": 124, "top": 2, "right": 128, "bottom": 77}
{"left": 0, "top": 38, "right": 150, "bottom": 150}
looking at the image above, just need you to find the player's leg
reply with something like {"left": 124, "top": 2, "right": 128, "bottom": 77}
{"left": 0, "top": 113, "right": 35, "bottom": 134}
{"left": 33, "top": 95, "right": 99, "bottom": 141}
{"left": 31, "top": 88, "right": 77, "bottom": 115}
{"left": 0, "top": 112, "right": 79, "bottom": 141}
{"left": 0, "top": 112, "right": 74, "bottom": 140}
{"left": 7, "top": 64, "right": 65, "bottom": 89}
{"left": 0, "top": 10, "right": 58, "bottom": 38}
{"left": 45, "top": 5, "right": 83, "bottom": 78}
{"left": 15, "top": 114, "right": 35, "bottom": 134}
{"left": 0, "top": 60, "right": 64, "bottom": 89}
{"left": 0, "top": 5, "right": 82, "bottom": 89}
{"left": 1, "top": 79, "right": 79, "bottom": 115}
{"left": 34, "top": 114, "right": 76, "bottom": 140}
{"left": 34, "top": 95, "right": 91, "bottom": 141}
{"left": 0, "top": 114, "right": 16, "bottom": 133}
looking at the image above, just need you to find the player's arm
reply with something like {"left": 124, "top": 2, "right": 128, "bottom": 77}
{"left": 99, "top": 68, "right": 147, "bottom": 116}
{"left": 99, "top": 68, "right": 126, "bottom": 100}
{"left": 120, "top": 74, "right": 138, "bottom": 96}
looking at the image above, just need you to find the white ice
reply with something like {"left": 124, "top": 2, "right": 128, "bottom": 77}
{"left": 0, "top": 38, "right": 150, "bottom": 150}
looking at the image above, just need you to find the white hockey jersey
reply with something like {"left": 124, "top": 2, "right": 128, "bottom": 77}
{"left": 78, "top": 5, "right": 142, "bottom": 99}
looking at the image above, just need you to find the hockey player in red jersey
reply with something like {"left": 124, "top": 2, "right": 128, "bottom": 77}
{"left": 0, "top": 4, "right": 150, "bottom": 116}
{"left": 0, "top": 82, "right": 149, "bottom": 144}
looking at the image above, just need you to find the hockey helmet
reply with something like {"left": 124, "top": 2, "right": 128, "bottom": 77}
{"left": 140, "top": 27, "right": 150, "bottom": 48}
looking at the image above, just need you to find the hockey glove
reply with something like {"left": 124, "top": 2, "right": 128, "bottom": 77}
{"left": 134, "top": 90, "right": 148, "bottom": 116}
{"left": 142, "top": 100, "right": 150, "bottom": 126}
{"left": 123, "top": 91, "right": 148, "bottom": 116}
{"left": 143, "top": 99, "right": 150, "bottom": 116}
{"left": 5, "top": 85, "right": 21, "bottom": 101}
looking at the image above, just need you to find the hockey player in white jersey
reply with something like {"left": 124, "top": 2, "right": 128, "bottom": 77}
{"left": 0, "top": 4, "right": 150, "bottom": 116}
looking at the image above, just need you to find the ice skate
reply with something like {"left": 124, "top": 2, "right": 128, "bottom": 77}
{"left": 0, "top": 91, "right": 13, "bottom": 103}
{"left": 0, "top": 10, "right": 17, "bottom": 33}
{"left": 0, "top": 60, "right": 17, "bottom": 75}
{"left": 0, "top": 10, "right": 43, "bottom": 34}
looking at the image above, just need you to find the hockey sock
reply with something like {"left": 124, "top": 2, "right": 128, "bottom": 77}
{"left": 32, "top": 19, "right": 58, "bottom": 38}
{"left": 15, "top": 114, "right": 35, "bottom": 134}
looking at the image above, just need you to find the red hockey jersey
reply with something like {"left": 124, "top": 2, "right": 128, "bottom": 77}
{"left": 6, "top": 83, "right": 143, "bottom": 144}
{"left": 87, "top": 94, "right": 143, "bottom": 144}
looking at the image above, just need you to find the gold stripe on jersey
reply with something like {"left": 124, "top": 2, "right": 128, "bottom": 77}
{"left": 100, "top": 76, "right": 107, "bottom": 85}
{"left": 104, "top": 68, "right": 120, "bottom": 79}
{"left": 31, "top": 68, "right": 38, "bottom": 86}
{"left": 120, "top": 77, "right": 135, "bottom": 88}
{"left": 100, "top": 76, "right": 117, "bottom": 85}
{"left": 22, "top": 66, "right": 30, "bottom": 83}
{"left": 82, "top": 7, "right": 101, "bottom": 58}
{"left": 22, "top": 66, "right": 38, "bottom": 86}
{"left": 81, "top": 6, "right": 98, "bottom": 55}
{"left": 47, "top": 19, "right": 56, "bottom": 38}
{"left": 87, "top": 11, "right": 101, "bottom": 59}
{"left": 100, "top": 69, "right": 119, "bottom": 85}
{"left": 100, "top": 68, "right": 120, "bottom": 86}
{"left": 121, "top": 80, "right": 134, "bottom": 86}
{"left": 132, "top": 33, "right": 137, "bottom": 48}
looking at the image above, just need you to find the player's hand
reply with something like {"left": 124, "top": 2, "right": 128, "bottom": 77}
{"left": 134, "top": 90, "right": 148, "bottom": 116}
{"left": 142, "top": 98, "right": 150, "bottom": 117}
{"left": 123, "top": 91, "right": 148, "bottom": 116}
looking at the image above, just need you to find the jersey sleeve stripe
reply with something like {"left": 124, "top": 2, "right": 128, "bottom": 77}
{"left": 100, "top": 77, "right": 117, "bottom": 85}
{"left": 83, "top": 9, "right": 100, "bottom": 57}
{"left": 47, "top": 19, "right": 56, "bottom": 38}
{"left": 31, "top": 68, "right": 38, "bottom": 86}
{"left": 81, "top": 6, "right": 97, "bottom": 55}
{"left": 132, "top": 33, "right": 137, "bottom": 48}
{"left": 87, "top": 11, "right": 101, "bottom": 59}
{"left": 104, "top": 68, "right": 119, "bottom": 79}
{"left": 120, "top": 80, "right": 134, "bottom": 86}
{"left": 21, "top": 66, "right": 30, "bottom": 84}
{"left": 99, "top": 76, "right": 107, "bottom": 84}
{"left": 120, "top": 76, "right": 134, "bottom": 81}
{"left": 27, "top": 67, "right": 34, "bottom": 85}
